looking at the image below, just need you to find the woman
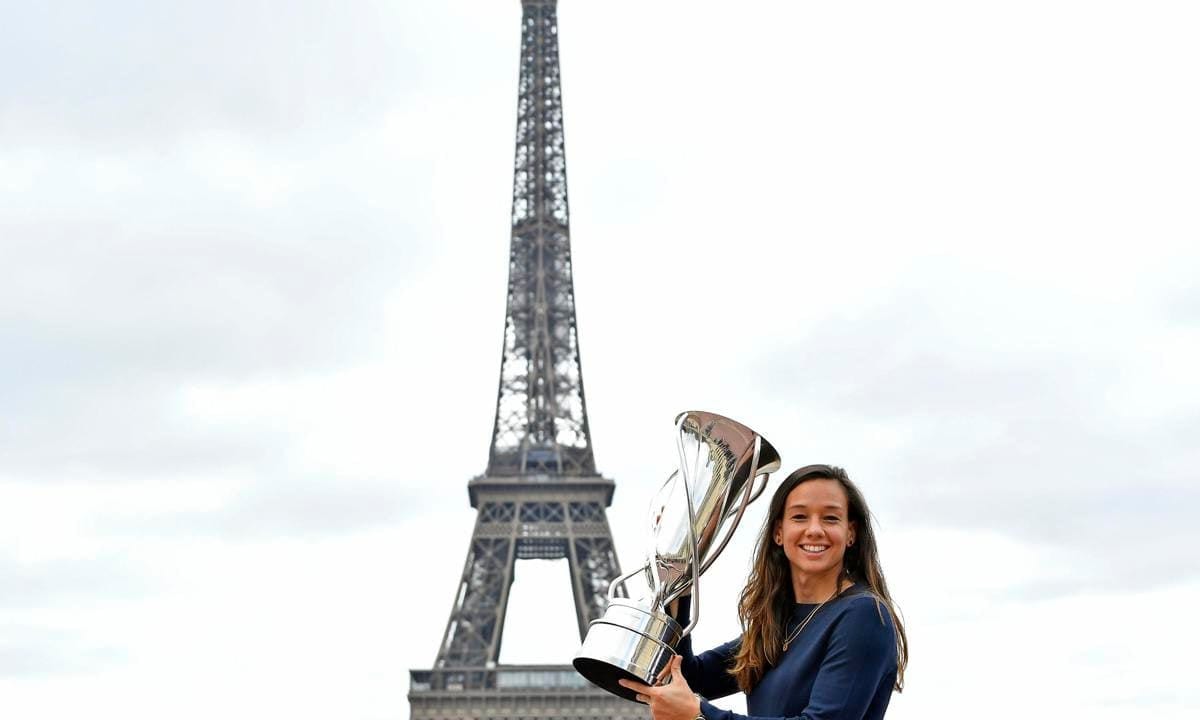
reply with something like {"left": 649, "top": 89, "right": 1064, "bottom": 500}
{"left": 619, "top": 464, "right": 908, "bottom": 720}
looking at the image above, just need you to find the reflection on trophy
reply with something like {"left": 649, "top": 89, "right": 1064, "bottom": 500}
{"left": 573, "top": 410, "right": 781, "bottom": 701}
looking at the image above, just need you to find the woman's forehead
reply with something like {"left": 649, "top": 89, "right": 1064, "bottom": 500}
{"left": 784, "top": 479, "right": 848, "bottom": 508}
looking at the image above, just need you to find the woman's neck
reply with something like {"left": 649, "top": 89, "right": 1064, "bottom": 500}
{"left": 791, "top": 569, "right": 850, "bottom": 603}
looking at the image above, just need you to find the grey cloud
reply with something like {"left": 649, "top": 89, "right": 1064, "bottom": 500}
{"left": 756, "top": 293, "right": 1102, "bottom": 421}
{"left": 100, "top": 479, "right": 418, "bottom": 539}
{"left": 0, "top": 0, "right": 469, "bottom": 488}
{"left": 0, "top": 195, "right": 420, "bottom": 480}
{"left": 751, "top": 292, "right": 1200, "bottom": 591}
{"left": 0, "top": 1, "right": 426, "bottom": 144}
{"left": 1166, "top": 285, "right": 1200, "bottom": 326}
{"left": 2, "top": 210, "right": 412, "bottom": 379}
{"left": 0, "top": 554, "right": 153, "bottom": 609}
{"left": 0, "top": 392, "right": 275, "bottom": 480}
{"left": 0, "top": 630, "right": 128, "bottom": 677}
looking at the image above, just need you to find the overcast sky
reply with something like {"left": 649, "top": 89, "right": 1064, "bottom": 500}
{"left": 2, "top": 1, "right": 1199, "bottom": 719}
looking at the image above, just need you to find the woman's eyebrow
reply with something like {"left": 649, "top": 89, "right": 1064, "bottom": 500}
{"left": 785, "top": 503, "right": 846, "bottom": 512}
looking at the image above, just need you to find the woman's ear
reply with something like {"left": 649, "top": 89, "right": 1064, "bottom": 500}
{"left": 847, "top": 520, "right": 857, "bottom": 547}
{"left": 772, "top": 520, "right": 782, "bottom": 545}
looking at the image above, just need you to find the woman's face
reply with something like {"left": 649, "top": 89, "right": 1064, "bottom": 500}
{"left": 774, "top": 479, "right": 856, "bottom": 582}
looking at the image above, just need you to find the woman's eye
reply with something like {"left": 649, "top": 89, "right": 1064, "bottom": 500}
{"left": 824, "top": 516, "right": 840, "bottom": 522}
{"left": 792, "top": 515, "right": 806, "bottom": 521}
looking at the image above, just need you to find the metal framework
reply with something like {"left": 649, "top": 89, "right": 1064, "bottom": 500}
{"left": 431, "top": 491, "right": 623, "bottom": 669}
{"left": 409, "top": 2, "right": 631, "bottom": 718}
{"left": 489, "top": 0, "right": 594, "bottom": 478}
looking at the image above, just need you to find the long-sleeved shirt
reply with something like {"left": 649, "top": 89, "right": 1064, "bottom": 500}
{"left": 677, "top": 588, "right": 897, "bottom": 720}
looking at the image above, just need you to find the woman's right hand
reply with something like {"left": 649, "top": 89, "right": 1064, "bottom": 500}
{"left": 618, "top": 656, "right": 701, "bottom": 720}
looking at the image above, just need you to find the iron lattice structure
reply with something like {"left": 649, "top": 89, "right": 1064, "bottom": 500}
{"left": 409, "top": 2, "right": 634, "bottom": 719}
{"left": 489, "top": 0, "right": 594, "bottom": 479}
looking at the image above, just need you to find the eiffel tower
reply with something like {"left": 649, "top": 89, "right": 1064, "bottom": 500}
{"left": 408, "top": 2, "right": 640, "bottom": 718}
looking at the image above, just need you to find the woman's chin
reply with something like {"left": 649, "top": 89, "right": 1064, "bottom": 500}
{"left": 790, "top": 555, "right": 842, "bottom": 578}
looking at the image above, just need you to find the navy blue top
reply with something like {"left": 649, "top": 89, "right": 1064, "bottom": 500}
{"left": 677, "top": 589, "right": 897, "bottom": 720}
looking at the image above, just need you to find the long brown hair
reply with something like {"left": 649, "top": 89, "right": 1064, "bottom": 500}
{"left": 729, "top": 464, "right": 908, "bottom": 692}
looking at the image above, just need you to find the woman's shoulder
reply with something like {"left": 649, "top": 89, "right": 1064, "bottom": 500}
{"left": 829, "top": 591, "right": 897, "bottom": 641}
{"left": 821, "top": 590, "right": 900, "bottom": 684}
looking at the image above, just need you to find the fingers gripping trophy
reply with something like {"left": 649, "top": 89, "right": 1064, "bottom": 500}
{"left": 573, "top": 411, "right": 780, "bottom": 702}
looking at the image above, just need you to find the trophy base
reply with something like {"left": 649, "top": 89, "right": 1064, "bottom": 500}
{"left": 572, "top": 599, "right": 684, "bottom": 702}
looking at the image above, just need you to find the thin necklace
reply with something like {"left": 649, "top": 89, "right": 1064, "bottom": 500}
{"left": 782, "top": 585, "right": 843, "bottom": 652}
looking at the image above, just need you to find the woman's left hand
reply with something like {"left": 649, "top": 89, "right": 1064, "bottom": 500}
{"left": 617, "top": 656, "right": 701, "bottom": 720}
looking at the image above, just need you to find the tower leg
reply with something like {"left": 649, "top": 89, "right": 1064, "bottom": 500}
{"left": 436, "top": 516, "right": 518, "bottom": 672}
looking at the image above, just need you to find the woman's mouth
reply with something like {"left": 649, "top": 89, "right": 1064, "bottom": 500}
{"left": 801, "top": 544, "right": 829, "bottom": 554}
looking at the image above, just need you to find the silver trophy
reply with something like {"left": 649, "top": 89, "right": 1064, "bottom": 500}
{"left": 573, "top": 410, "right": 780, "bottom": 701}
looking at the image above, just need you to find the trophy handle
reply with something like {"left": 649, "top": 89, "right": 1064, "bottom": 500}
{"left": 700, "top": 436, "right": 768, "bottom": 576}
{"left": 729, "top": 467, "right": 770, "bottom": 517}
{"left": 673, "top": 415, "right": 702, "bottom": 638}
{"left": 607, "top": 564, "right": 644, "bottom": 601}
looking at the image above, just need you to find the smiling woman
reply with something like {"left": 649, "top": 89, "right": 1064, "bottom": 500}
{"left": 619, "top": 464, "right": 908, "bottom": 720}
